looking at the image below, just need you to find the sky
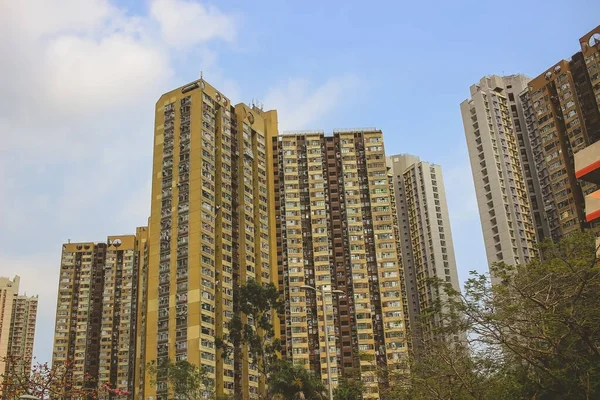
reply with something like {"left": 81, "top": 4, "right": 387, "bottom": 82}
{"left": 0, "top": 0, "right": 596, "bottom": 365}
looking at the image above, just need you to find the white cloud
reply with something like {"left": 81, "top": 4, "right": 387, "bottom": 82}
{"left": 44, "top": 34, "right": 170, "bottom": 112}
{"left": 0, "top": 1, "right": 173, "bottom": 155}
{"left": 0, "top": 0, "right": 237, "bottom": 365}
{"left": 263, "top": 75, "right": 360, "bottom": 132}
{"left": 150, "top": 0, "right": 237, "bottom": 49}
{"left": 0, "top": 0, "right": 360, "bottom": 367}
{"left": 0, "top": 0, "right": 114, "bottom": 39}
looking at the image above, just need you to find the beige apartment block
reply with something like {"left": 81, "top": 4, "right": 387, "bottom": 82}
{"left": 518, "top": 25, "right": 600, "bottom": 240}
{"left": 388, "top": 155, "right": 460, "bottom": 345}
{"left": 52, "top": 231, "right": 146, "bottom": 395}
{"left": 97, "top": 234, "right": 145, "bottom": 392}
{"left": 53, "top": 242, "right": 108, "bottom": 391}
{"left": 461, "top": 27, "right": 600, "bottom": 280}
{"left": 7, "top": 293, "right": 38, "bottom": 377}
{"left": 0, "top": 275, "right": 38, "bottom": 387}
{"left": 577, "top": 24, "right": 600, "bottom": 235}
{"left": 272, "top": 129, "right": 409, "bottom": 399}
{"left": 525, "top": 60, "right": 597, "bottom": 238}
{"left": 0, "top": 276, "right": 20, "bottom": 378}
{"left": 53, "top": 242, "right": 106, "bottom": 390}
{"left": 489, "top": 26, "right": 600, "bottom": 249}
{"left": 461, "top": 75, "right": 538, "bottom": 283}
{"left": 579, "top": 26, "right": 600, "bottom": 127}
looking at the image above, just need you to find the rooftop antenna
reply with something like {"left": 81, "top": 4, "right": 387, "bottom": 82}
{"left": 200, "top": 71, "right": 203, "bottom": 80}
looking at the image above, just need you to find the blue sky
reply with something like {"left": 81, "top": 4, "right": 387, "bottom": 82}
{"left": 0, "top": 0, "right": 596, "bottom": 365}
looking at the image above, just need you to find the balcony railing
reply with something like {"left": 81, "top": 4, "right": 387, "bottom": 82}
{"left": 575, "top": 141, "right": 600, "bottom": 185}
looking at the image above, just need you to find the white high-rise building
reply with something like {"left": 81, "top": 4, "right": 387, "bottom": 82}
{"left": 388, "top": 154, "right": 460, "bottom": 343}
{"left": 0, "top": 275, "right": 38, "bottom": 385}
{"left": 0, "top": 276, "right": 19, "bottom": 379}
{"left": 460, "top": 75, "right": 538, "bottom": 284}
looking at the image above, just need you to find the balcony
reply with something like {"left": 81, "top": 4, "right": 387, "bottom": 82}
{"left": 575, "top": 141, "right": 600, "bottom": 185}
{"left": 584, "top": 190, "right": 600, "bottom": 223}
{"left": 574, "top": 141, "right": 600, "bottom": 224}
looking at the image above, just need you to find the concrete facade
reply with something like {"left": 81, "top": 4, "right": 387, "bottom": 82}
{"left": 0, "top": 276, "right": 38, "bottom": 385}
{"left": 52, "top": 233, "right": 145, "bottom": 395}
{"left": 273, "top": 130, "right": 409, "bottom": 398}
{"left": 140, "top": 79, "right": 278, "bottom": 400}
{"left": 461, "top": 75, "right": 538, "bottom": 283}
{"left": 388, "top": 155, "right": 460, "bottom": 344}
{"left": 7, "top": 293, "right": 38, "bottom": 377}
{"left": 0, "top": 276, "right": 20, "bottom": 379}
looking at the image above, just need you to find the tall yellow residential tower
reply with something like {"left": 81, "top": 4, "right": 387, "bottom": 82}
{"left": 139, "top": 79, "right": 278, "bottom": 400}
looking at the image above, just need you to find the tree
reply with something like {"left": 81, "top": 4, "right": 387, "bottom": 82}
{"left": 386, "top": 231, "right": 600, "bottom": 400}
{"left": 458, "top": 231, "right": 600, "bottom": 399}
{"left": 380, "top": 339, "right": 511, "bottom": 400}
{"left": 215, "top": 278, "right": 283, "bottom": 397}
{"left": 0, "top": 356, "right": 129, "bottom": 399}
{"left": 333, "top": 376, "right": 364, "bottom": 400}
{"left": 146, "top": 359, "right": 214, "bottom": 400}
{"left": 267, "top": 360, "right": 326, "bottom": 400}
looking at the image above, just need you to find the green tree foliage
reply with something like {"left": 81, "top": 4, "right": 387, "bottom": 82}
{"left": 146, "top": 359, "right": 214, "bottom": 400}
{"left": 214, "top": 279, "right": 330, "bottom": 400}
{"left": 380, "top": 340, "right": 514, "bottom": 400}
{"left": 333, "top": 376, "right": 364, "bottom": 400}
{"left": 215, "top": 278, "right": 283, "bottom": 396}
{"left": 386, "top": 231, "right": 600, "bottom": 400}
{"left": 267, "top": 360, "right": 327, "bottom": 400}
